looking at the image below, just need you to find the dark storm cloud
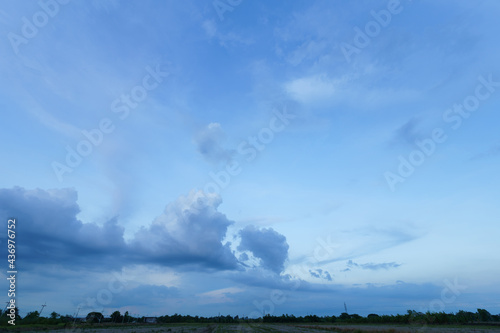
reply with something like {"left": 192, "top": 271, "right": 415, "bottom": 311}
{"left": 238, "top": 225, "right": 289, "bottom": 274}
{"left": 0, "top": 187, "right": 127, "bottom": 270}
{"left": 347, "top": 260, "right": 401, "bottom": 271}
{"left": 194, "top": 123, "right": 233, "bottom": 164}
{"left": 0, "top": 187, "right": 239, "bottom": 271}
{"left": 0, "top": 187, "right": 296, "bottom": 278}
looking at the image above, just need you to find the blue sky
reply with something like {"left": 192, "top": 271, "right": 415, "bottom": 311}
{"left": 1, "top": 0, "right": 499, "bottom": 318}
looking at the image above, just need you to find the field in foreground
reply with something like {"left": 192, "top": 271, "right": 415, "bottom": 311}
{"left": 13, "top": 323, "right": 500, "bottom": 333}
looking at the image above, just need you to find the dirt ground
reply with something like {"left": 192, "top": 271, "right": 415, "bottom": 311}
{"left": 17, "top": 323, "right": 500, "bottom": 333}
{"left": 296, "top": 323, "right": 500, "bottom": 332}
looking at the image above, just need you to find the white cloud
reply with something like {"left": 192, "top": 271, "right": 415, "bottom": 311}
{"left": 202, "top": 19, "right": 217, "bottom": 39}
{"left": 202, "top": 19, "right": 253, "bottom": 48}
{"left": 285, "top": 74, "right": 346, "bottom": 104}
{"left": 131, "top": 190, "right": 239, "bottom": 270}
{"left": 285, "top": 73, "right": 419, "bottom": 109}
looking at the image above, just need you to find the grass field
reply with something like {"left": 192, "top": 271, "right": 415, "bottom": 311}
{"left": 12, "top": 323, "right": 500, "bottom": 333}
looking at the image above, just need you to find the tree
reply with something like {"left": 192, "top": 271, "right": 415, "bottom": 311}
{"left": 339, "top": 312, "right": 350, "bottom": 320}
{"left": 456, "top": 310, "right": 476, "bottom": 323}
{"left": 477, "top": 309, "right": 492, "bottom": 322}
{"left": 86, "top": 312, "right": 104, "bottom": 323}
{"left": 123, "top": 310, "right": 129, "bottom": 323}
{"left": 350, "top": 314, "right": 362, "bottom": 320}
{"left": 24, "top": 311, "right": 40, "bottom": 319}
{"left": 14, "top": 307, "right": 21, "bottom": 320}
{"left": 22, "top": 311, "right": 40, "bottom": 324}
{"left": 50, "top": 311, "right": 60, "bottom": 319}
{"left": 111, "top": 310, "right": 122, "bottom": 323}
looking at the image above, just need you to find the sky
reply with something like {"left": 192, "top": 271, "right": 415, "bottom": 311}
{"left": 0, "top": 0, "right": 499, "bottom": 319}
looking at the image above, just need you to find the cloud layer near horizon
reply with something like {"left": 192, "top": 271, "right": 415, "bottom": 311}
{"left": 0, "top": 187, "right": 288, "bottom": 273}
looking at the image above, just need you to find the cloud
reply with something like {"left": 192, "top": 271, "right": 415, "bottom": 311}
{"left": 309, "top": 270, "right": 320, "bottom": 278}
{"left": 0, "top": 187, "right": 239, "bottom": 271}
{"left": 238, "top": 225, "right": 289, "bottom": 274}
{"left": 312, "top": 225, "right": 423, "bottom": 266}
{"left": 285, "top": 74, "right": 344, "bottom": 105}
{"left": 202, "top": 19, "right": 254, "bottom": 48}
{"left": 130, "top": 190, "right": 239, "bottom": 270}
{"left": 392, "top": 117, "right": 424, "bottom": 146}
{"left": 469, "top": 142, "right": 500, "bottom": 161}
{"left": 309, "top": 268, "right": 332, "bottom": 281}
{"left": 226, "top": 268, "right": 311, "bottom": 292}
{"left": 285, "top": 40, "right": 329, "bottom": 67}
{"left": 284, "top": 73, "right": 419, "bottom": 109}
{"left": 197, "top": 287, "right": 245, "bottom": 304}
{"left": 346, "top": 260, "right": 401, "bottom": 271}
{"left": 202, "top": 19, "right": 217, "bottom": 39}
{"left": 94, "top": 284, "right": 180, "bottom": 309}
{"left": 194, "top": 123, "right": 233, "bottom": 164}
{"left": 0, "top": 187, "right": 127, "bottom": 270}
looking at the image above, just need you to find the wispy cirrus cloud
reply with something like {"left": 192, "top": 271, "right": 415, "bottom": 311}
{"left": 469, "top": 142, "right": 500, "bottom": 161}
{"left": 284, "top": 73, "right": 419, "bottom": 109}
{"left": 346, "top": 259, "right": 401, "bottom": 271}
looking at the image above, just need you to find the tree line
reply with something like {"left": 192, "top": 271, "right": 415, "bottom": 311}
{"left": 1, "top": 307, "right": 499, "bottom": 327}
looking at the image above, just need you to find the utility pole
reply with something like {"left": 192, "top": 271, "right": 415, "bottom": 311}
{"left": 40, "top": 303, "right": 47, "bottom": 316}
{"left": 99, "top": 311, "right": 105, "bottom": 323}
{"left": 73, "top": 306, "right": 80, "bottom": 324}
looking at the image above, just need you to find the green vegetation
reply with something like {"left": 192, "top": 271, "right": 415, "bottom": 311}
{"left": 257, "top": 309, "right": 500, "bottom": 325}
{"left": 1, "top": 308, "right": 499, "bottom": 329}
